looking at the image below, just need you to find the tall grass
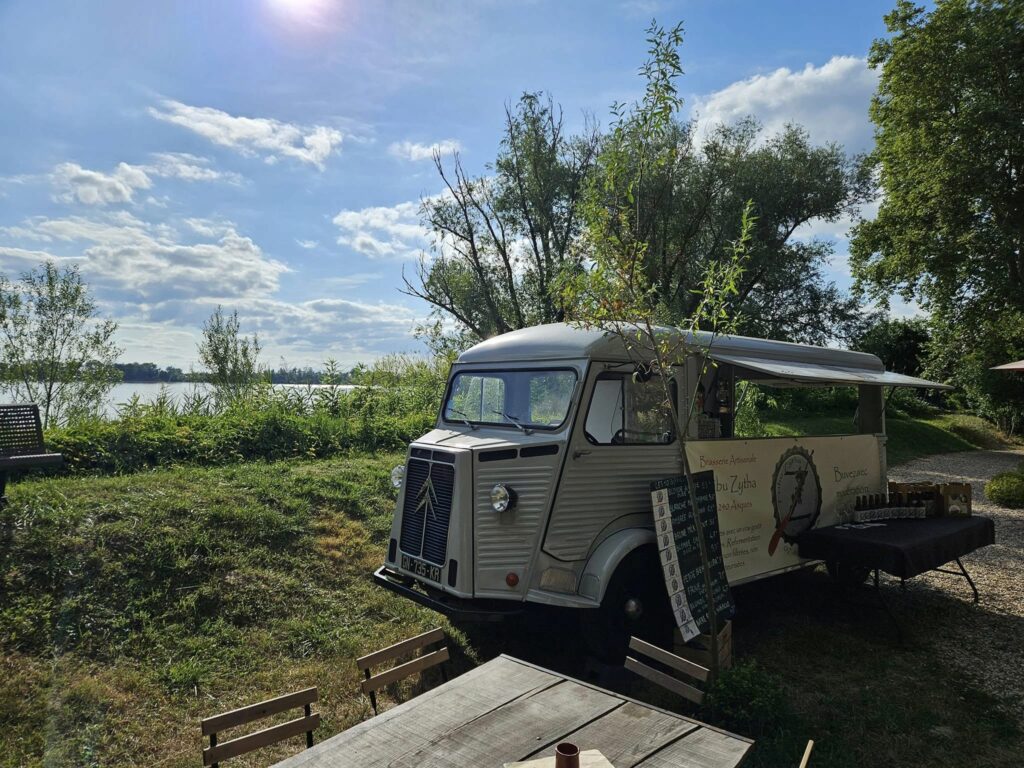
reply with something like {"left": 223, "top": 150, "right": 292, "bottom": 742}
{"left": 42, "top": 355, "right": 448, "bottom": 476}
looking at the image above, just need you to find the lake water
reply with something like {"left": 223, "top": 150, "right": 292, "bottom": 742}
{"left": 102, "top": 382, "right": 357, "bottom": 419}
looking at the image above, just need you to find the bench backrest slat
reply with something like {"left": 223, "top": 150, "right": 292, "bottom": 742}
{"left": 628, "top": 636, "right": 709, "bottom": 683}
{"left": 625, "top": 656, "right": 705, "bottom": 705}
{"left": 201, "top": 687, "right": 317, "bottom": 736}
{"left": 356, "top": 627, "right": 445, "bottom": 670}
{"left": 360, "top": 647, "right": 450, "bottom": 694}
{"left": 0, "top": 405, "right": 45, "bottom": 458}
{"left": 202, "top": 713, "right": 321, "bottom": 766}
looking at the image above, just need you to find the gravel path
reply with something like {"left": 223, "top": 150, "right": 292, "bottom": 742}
{"left": 888, "top": 449, "right": 1024, "bottom": 718}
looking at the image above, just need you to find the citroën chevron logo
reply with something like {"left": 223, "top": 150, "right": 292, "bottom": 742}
{"left": 415, "top": 472, "right": 439, "bottom": 522}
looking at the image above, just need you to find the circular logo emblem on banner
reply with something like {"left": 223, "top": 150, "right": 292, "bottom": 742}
{"left": 769, "top": 446, "right": 823, "bottom": 554}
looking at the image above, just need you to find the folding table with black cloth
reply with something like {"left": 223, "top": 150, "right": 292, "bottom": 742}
{"left": 798, "top": 516, "right": 995, "bottom": 638}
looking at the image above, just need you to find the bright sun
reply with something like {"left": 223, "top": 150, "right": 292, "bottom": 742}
{"left": 266, "top": 0, "right": 333, "bottom": 26}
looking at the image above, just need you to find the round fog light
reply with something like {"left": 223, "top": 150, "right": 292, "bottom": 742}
{"left": 390, "top": 464, "right": 405, "bottom": 489}
{"left": 490, "top": 483, "right": 516, "bottom": 512}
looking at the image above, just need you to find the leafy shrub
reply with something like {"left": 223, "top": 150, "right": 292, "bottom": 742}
{"left": 702, "top": 660, "right": 791, "bottom": 738}
{"left": 39, "top": 355, "right": 446, "bottom": 476}
{"left": 985, "top": 471, "right": 1024, "bottom": 508}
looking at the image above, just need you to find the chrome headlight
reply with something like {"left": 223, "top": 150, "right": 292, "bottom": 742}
{"left": 490, "top": 483, "right": 516, "bottom": 512}
{"left": 390, "top": 464, "right": 405, "bottom": 489}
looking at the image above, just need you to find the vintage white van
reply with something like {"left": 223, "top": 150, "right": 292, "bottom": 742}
{"left": 374, "top": 323, "right": 946, "bottom": 646}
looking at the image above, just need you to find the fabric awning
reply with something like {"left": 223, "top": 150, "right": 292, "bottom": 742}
{"left": 992, "top": 360, "right": 1024, "bottom": 371}
{"left": 707, "top": 351, "right": 953, "bottom": 389}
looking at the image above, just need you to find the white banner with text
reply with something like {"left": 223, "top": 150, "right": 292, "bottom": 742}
{"left": 684, "top": 435, "right": 885, "bottom": 583}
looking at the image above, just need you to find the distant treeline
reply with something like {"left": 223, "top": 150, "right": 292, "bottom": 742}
{"left": 115, "top": 362, "right": 354, "bottom": 385}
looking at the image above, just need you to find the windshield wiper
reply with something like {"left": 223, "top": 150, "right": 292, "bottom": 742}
{"left": 448, "top": 407, "right": 478, "bottom": 430}
{"left": 492, "top": 410, "right": 533, "bottom": 435}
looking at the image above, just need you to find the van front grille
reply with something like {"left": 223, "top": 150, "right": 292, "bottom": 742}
{"left": 399, "top": 455, "right": 455, "bottom": 566}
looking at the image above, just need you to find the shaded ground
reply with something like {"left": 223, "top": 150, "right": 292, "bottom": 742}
{"left": 888, "top": 449, "right": 1024, "bottom": 719}
{"left": 464, "top": 450, "right": 1024, "bottom": 767}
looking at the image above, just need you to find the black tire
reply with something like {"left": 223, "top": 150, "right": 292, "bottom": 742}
{"left": 581, "top": 548, "right": 674, "bottom": 662}
{"left": 826, "top": 560, "right": 871, "bottom": 588}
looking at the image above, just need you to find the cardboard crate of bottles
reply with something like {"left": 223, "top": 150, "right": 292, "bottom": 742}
{"left": 851, "top": 482, "right": 972, "bottom": 522}
{"left": 888, "top": 481, "right": 972, "bottom": 516}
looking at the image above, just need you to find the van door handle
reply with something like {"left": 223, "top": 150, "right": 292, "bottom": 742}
{"left": 573, "top": 449, "right": 592, "bottom": 459}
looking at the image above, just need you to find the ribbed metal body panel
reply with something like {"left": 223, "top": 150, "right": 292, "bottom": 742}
{"left": 474, "top": 459, "right": 557, "bottom": 577}
{"left": 545, "top": 446, "right": 680, "bottom": 561}
{"left": 399, "top": 455, "right": 455, "bottom": 565}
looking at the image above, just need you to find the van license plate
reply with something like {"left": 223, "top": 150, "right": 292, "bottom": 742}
{"left": 401, "top": 554, "right": 441, "bottom": 583}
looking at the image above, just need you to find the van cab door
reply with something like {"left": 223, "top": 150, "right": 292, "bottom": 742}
{"left": 543, "top": 364, "right": 682, "bottom": 563}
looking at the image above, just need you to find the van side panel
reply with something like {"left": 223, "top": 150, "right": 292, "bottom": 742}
{"left": 685, "top": 434, "right": 885, "bottom": 584}
{"left": 545, "top": 447, "right": 681, "bottom": 561}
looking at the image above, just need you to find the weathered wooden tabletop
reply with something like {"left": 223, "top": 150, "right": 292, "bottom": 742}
{"left": 273, "top": 655, "right": 753, "bottom": 768}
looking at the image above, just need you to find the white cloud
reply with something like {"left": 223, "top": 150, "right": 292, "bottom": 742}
{"left": 691, "top": 56, "right": 878, "bottom": 151}
{"left": 0, "top": 212, "right": 288, "bottom": 301}
{"left": 134, "top": 294, "right": 418, "bottom": 367}
{"left": 0, "top": 245, "right": 66, "bottom": 265}
{"left": 388, "top": 139, "right": 462, "bottom": 162}
{"left": 52, "top": 162, "right": 152, "bottom": 206}
{"left": 146, "top": 152, "right": 245, "bottom": 185}
{"left": 50, "top": 154, "right": 243, "bottom": 207}
{"left": 1, "top": 211, "right": 421, "bottom": 367}
{"left": 794, "top": 200, "right": 880, "bottom": 244}
{"left": 149, "top": 99, "right": 343, "bottom": 170}
{"left": 296, "top": 239, "right": 319, "bottom": 249}
{"left": 322, "top": 272, "right": 380, "bottom": 287}
{"left": 333, "top": 200, "right": 428, "bottom": 261}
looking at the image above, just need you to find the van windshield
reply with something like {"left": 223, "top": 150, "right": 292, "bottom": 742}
{"left": 443, "top": 369, "right": 577, "bottom": 430}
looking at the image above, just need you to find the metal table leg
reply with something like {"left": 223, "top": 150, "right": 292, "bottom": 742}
{"left": 933, "top": 557, "right": 980, "bottom": 603}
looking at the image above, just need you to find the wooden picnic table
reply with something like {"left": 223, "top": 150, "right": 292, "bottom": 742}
{"left": 273, "top": 655, "right": 753, "bottom": 768}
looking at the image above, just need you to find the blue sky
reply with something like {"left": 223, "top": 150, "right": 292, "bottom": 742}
{"left": 0, "top": 0, "right": 903, "bottom": 369}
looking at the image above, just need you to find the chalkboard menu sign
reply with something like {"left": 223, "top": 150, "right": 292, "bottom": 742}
{"left": 651, "top": 471, "right": 734, "bottom": 641}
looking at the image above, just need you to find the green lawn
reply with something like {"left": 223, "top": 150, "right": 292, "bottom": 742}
{"left": 0, "top": 453, "right": 457, "bottom": 768}
{"left": 1, "top": 413, "right": 1019, "bottom": 767}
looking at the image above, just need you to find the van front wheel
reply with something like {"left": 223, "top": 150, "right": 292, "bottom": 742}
{"left": 581, "top": 549, "right": 673, "bottom": 662}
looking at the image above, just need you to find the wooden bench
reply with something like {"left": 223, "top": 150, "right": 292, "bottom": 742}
{"left": 355, "top": 627, "right": 450, "bottom": 714}
{"left": 201, "top": 687, "right": 319, "bottom": 767}
{"left": 625, "top": 635, "right": 710, "bottom": 706}
{"left": 0, "top": 404, "right": 62, "bottom": 506}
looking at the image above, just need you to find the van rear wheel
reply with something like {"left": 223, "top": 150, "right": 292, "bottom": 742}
{"left": 581, "top": 549, "right": 673, "bottom": 662}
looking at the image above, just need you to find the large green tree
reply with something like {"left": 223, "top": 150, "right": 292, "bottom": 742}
{"left": 850, "top": 0, "right": 1024, "bottom": 431}
{"left": 601, "top": 117, "right": 873, "bottom": 344}
{"left": 412, "top": 100, "right": 871, "bottom": 348}
{"left": 404, "top": 92, "right": 600, "bottom": 341}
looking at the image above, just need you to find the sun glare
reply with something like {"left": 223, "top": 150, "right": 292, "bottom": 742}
{"left": 265, "top": 0, "right": 337, "bottom": 29}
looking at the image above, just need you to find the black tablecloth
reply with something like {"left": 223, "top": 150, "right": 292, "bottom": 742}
{"left": 798, "top": 516, "right": 995, "bottom": 579}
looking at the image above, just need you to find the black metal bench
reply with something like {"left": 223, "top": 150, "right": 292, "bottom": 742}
{"left": 0, "top": 404, "right": 63, "bottom": 507}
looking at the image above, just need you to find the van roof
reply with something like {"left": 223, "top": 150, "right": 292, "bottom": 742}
{"left": 457, "top": 323, "right": 951, "bottom": 389}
